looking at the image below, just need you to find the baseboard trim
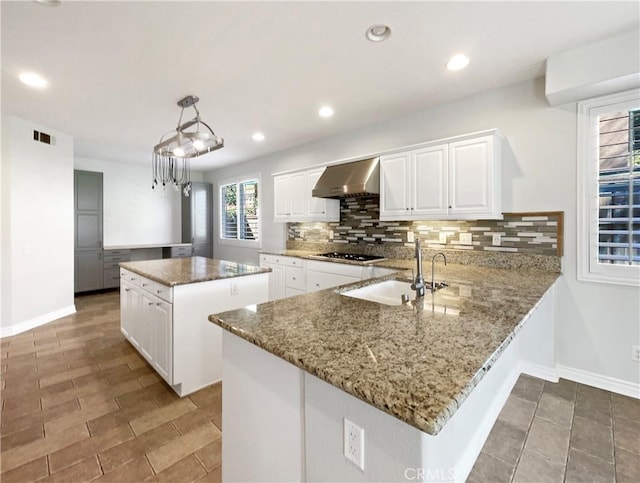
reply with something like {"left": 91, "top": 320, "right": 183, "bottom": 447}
{"left": 519, "top": 361, "right": 559, "bottom": 383}
{"left": 0, "top": 305, "right": 76, "bottom": 338}
{"left": 557, "top": 364, "right": 640, "bottom": 399}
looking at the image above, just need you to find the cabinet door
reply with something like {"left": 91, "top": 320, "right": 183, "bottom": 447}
{"left": 151, "top": 299, "right": 173, "bottom": 384}
{"left": 289, "top": 172, "right": 307, "bottom": 219}
{"left": 273, "top": 175, "right": 291, "bottom": 222}
{"left": 380, "top": 152, "right": 411, "bottom": 220}
{"left": 270, "top": 264, "right": 287, "bottom": 301}
{"left": 74, "top": 170, "right": 103, "bottom": 292}
{"left": 448, "top": 135, "right": 494, "bottom": 216}
{"left": 139, "top": 292, "right": 155, "bottom": 362}
{"left": 412, "top": 144, "right": 448, "bottom": 217}
{"left": 121, "top": 281, "right": 141, "bottom": 349}
{"left": 307, "top": 168, "right": 340, "bottom": 221}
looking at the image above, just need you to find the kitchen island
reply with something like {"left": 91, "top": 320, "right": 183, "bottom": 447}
{"left": 120, "top": 256, "right": 269, "bottom": 396}
{"left": 209, "top": 261, "right": 560, "bottom": 482}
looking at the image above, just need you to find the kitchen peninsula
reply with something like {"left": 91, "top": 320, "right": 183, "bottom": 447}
{"left": 120, "top": 256, "right": 269, "bottom": 397}
{"left": 209, "top": 259, "right": 560, "bottom": 482}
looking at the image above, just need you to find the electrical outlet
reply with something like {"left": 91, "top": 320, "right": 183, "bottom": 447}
{"left": 329, "top": 230, "right": 334, "bottom": 240}
{"left": 407, "top": 231, "right": 415, "bottom": 243}
{"left": 439, "top": 232, "right": 447, "bottom": 244}
{"left": 632, "top": 345, "right": 640, "bottom": 362}
{"left": 299, "top": 230, "right": 305, "bottom": 239}
{"left": 459, "top": 233, "right": 472, "bottom": 245}
{"left": 230, "top": 281, "right": 239, "bottom": 296}
{"left": 492, "top": 234, "right": 502, "bottom": 246}
{"left": 344, "top": 418, "right": 365, "bottom": 471}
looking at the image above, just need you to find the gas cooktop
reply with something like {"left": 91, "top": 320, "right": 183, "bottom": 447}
{"left": 309, "top": 252, "right": 387, "bottom": 264}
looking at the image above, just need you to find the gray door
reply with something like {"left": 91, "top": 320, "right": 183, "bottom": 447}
{"left": 182, "top": 182, "right": 213, "bottom": 258}
{"left": 75, "top": 170, "right": 103, "bottom": 292}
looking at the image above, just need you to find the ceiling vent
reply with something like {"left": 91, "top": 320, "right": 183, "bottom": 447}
{"left": 33, "top": 130, "right": 56, "bottom": 145}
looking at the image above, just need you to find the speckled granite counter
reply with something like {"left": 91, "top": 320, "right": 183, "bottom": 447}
{"left": 120, "top": 256, "right": 270, "bottom": 287}
{"left": 209, "top": 263, "right": 560, "bottom": 435}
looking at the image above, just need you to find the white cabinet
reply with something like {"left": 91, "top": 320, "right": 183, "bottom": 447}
{"left": 120, "top": 279, "right": 140, "bottom": 349}
{"left": 260, "top": 254, "right": 306, "bottom": 301}
{"left": 120, "top": 267, "right": 269, "bottom": 396}
{"left": 380, "top": 131, "right": 501, "bottom": 220}
{"left": 305, "top": 260, "right": 363, "bottom": 293}
{"left": 120, "top": 269, "right": 172, "bottom": 385}
{"left": 273, "top": 168, "right": 339, "bottom": 222}
{"left": 274, "top": 172, "right": 307, "bottom": 222}
{"left": 448, "top": 135, "right": 498, "bottom": 217}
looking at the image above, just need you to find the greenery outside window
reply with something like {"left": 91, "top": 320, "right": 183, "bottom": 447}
{"left": 220, "top": 177, "right": 260, "bottom": 247}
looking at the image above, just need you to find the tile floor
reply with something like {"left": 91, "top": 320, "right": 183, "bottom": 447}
{"left": 1, "top": 291, "right": 221, "bottom": 482}
{"left": 469, "top": 375, "right": 640, "bottom": 482}
{"left": 1, "top": 290, "right": 639, "bottom": 482}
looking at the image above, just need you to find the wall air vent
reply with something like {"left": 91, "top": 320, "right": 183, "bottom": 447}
{"left": 33, "top": 130, "right": 56, "bottom": 145}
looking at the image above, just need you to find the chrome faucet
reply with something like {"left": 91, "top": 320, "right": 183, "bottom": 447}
{"left": 431, "top": 252, "right": 447, "bottom": 293}
{"left": 411, "top": 239, "right": 426, "bottom": 298}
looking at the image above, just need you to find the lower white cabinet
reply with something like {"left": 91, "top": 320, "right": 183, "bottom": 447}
{"left": 120, "top": 273, "right": 173, "bottom": 385}
{"left": 120, "top": 267, "right": 269, "bottom": 396}
{"left": 259, "top": 254, "right": 398, "bottom": 300}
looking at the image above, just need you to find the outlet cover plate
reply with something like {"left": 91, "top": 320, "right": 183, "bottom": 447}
{"left": 344, "top": 418, "right": 365, "bottom": 471}
{"left": 632, "top": 345, "right": 640, "bottom": 362}
{"left": 439, "top": 232, "right": 447, "bottom": 244}
{"left": 460, "top": 233, "right": 472, "bottom": 245}
{"left": 492, "top": 234, "right": 502, "bottom": 246}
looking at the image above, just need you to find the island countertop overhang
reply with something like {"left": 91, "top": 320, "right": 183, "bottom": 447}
{"left": 120, "top": 256, "right": 271, "bottom": 287}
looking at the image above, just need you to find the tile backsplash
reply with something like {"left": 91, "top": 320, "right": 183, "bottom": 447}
{"left": 288, "top": 197, "right": 562, "bottom": 257}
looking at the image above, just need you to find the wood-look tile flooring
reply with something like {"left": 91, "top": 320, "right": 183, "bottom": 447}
{"left": 2, "top": 291, "right": 639, "bottom": 482}
{"left": 1, "top": 291, "right": 221, "bottom": 482}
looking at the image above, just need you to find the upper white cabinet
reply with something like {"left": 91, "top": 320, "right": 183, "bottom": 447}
{"left": 273, "top": 168, "right": 339, "bottom": 222}
{"left": 380, "top": 131, "right": 502, "bottom": 220}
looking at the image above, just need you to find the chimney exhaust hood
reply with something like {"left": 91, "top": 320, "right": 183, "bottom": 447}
{"left": 311, "top": 157, "right": 380, "bottom": 199}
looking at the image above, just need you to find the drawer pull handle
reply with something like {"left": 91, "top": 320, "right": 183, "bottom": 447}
{"left": 124, "top": 288, "right": 130, "bottom": 292}
{"left": 148, "top": 302, "right": 154, "bottom": 306}
{"left": 315, "top": 283, "right": 320, "bottom": 287}
{"left": 142, "top": 283, "right": 149, "bottom": 287}
{"left": 157, "top": 303, "right": 162, "bottom": 306}
{"left": 157, "top": 290, "right": 162, "bottom": 294}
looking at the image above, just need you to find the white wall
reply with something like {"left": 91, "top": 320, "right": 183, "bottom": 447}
{"left": 205, "top": 77, "right": 640, "bottom": 387}
{"left": 1, "top": 115, "right": 75, "bottom": 334}
{"left": 74, "top": 157, "right": 203, "bottom": 247}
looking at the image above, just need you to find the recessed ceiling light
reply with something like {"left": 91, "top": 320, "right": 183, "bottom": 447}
{"left": 366, "top": 25, "right": 391, "bottom": 42}
{"left": 252, "top": 132, "right": 265, "bottom": 142}
{"left": 319, "top": 106, "right": 334, "bottom": 118}
{"left": 18, "top": 72, "right": 48, "bottom": 89}
{"left": 35, "top": 0, "right": 61, "bottom": 6}
{"left": 446, "top": 54, "right": 470, "bottom": 71}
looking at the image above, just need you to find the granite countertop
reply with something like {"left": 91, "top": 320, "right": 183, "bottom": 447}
{"left": 120, "top": 256, "right": 270, "bottom": 287}
{"left": 209, "top": 262, "right": 560, "bottom": 435}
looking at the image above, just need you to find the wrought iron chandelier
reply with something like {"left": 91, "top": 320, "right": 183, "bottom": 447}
{"left": 152, "top": 95, "right": 224, "bottom": 196}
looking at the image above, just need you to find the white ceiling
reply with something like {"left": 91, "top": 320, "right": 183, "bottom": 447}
{"left": 2, "top": 1, "right": 638, "bottom": 171}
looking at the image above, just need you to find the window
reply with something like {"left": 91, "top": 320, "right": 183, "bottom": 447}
{"left": 577, "top": 90, "right": 640, "bottom": 286}
{"left": 219, "top": 177, "right": 260, "bottom": 246}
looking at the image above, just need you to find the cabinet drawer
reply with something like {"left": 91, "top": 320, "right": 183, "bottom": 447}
{"left": 146, "top": 280, "right": 173, "bottom": 303}
{"left": 306, "top": 270, "right": 360, "bottom": 293}
{"left": 120, "top": 268, "right": 141, "bottom": 286}
{"left": 104, "top": 253, "right": 131, "bottom": 263}
{"left": 103, "top": 268, "right": 121, "bottom": 288}
{"left": 285, "top": 266, "right": 305, "bottom": 290}
{"left": 285, "top": 287, "right": 306, "bottom": 298}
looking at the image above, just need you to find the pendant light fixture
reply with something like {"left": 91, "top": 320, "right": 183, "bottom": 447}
{"left": 152, "top": 95, "right": 224, "bottom": 196}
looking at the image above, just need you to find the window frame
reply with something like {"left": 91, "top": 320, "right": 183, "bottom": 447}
{"left": 218, "top": 174, "right": 261, "bottom": 249}
{"left": 577, "top": 89, "right": 640, "bottom": 286}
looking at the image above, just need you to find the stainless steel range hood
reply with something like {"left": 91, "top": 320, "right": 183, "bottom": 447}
{"left": 311, "top": 157, "right": 380, "bottom": 198}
